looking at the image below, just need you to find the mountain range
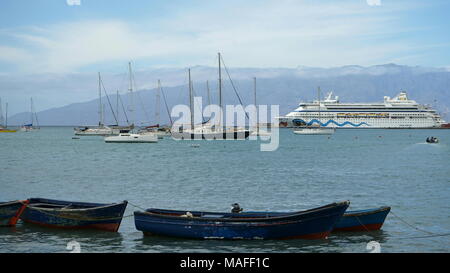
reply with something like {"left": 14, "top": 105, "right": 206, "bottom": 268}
{"left": 6, "top": 63, "right": 450, "bottom": 126}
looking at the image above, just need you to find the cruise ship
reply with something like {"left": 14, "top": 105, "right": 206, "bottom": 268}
{"left": 278, "top": 91, "right": 445, "bottom": 129}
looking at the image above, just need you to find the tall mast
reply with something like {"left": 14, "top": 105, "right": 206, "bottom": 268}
{"left": 218, "top": 52, "right": 222, "bottom": 128}
{"left": 116, "top": 90, "right": 119, "bottom": 125}
{"left": 188, "top": 68, "right": 194, "bottom": 130}
{"left": 0, "top": 98, "right": 4, "bottom": 126}
{"left": 98, "top": 72, "right": 103, "bottom": 126}
{"left": 156, "top": 80, "right": 161, "bottom": 126}
{"left": 5, "top": 102, "right": 8, "bottom": 128}
{"left": 318, "top": 86, "right": 321, "bottom": 125}
{"left": 128, "top": 62, "right": 134, "bottom": 126}
{"left": 30, "top": 97, "right": 33, "bottom": 125}
{"left": 254, "top": 77, "right": 258, "bottom": 134}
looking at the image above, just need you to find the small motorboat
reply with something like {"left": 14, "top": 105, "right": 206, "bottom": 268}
{"left": 332, "top": 206, "right": 391, "bottom": 232}
{"left": 0, "top": 200, "right": 29, "bottom": 227}
{"left": 293, "top": 126, "right": 336, "bottom": 135}
{"left": 134, "top": 201, "right": 350, "bottom": 240}
{"left": 104, "top": 133, "right": 158, "bottom": 143}
{"left": 20, "top": 198, "right": 128, "bottom": 232}
{"left": 426, "top": 137, "right": 439, "bottom": 144}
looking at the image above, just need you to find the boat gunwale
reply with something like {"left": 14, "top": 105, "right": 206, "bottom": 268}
{"left": 343, "top": 206, "right": 390, "bottom": 217}
{"left": 0, "top": 200, "right": 24, "bottom": 207}
{"left": 25, "top": 198, "right": 128, "bottom": 213}
{"left": 135, "top": 201, "right": 350, "bottom": 223}
{"left": 135, "top": 210, "right": 347, "bottom": 227}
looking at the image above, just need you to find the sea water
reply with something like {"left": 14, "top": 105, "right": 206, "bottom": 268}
{"left": 0, "top": 127, "right": 449, "bottom": 252}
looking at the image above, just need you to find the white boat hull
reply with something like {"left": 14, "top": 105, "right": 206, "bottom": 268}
{"left": 172, "top": 129, "right": 250, "bottom": 140}
{"left": 293, "top": 127, "right": 335, "bottom": 135}
{"left": 104, "top": 133, "right": 158, "bottom": 143}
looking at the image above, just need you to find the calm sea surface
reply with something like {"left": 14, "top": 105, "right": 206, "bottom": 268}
{"left": 1, "top": 127, "right": 449, "bottom": 253}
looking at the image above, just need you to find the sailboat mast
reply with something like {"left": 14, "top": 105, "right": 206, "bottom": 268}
{"left": 318, "top": 86, "right": 321, "bottom": 126}
{"left": 116, "top": 90, "right": 119, "bottom": 125}
{"left": 156, "top": 80, "right": 161, "bottom": 126}
{"left": 128, "top": 62, "right": 134, "bottom": 126}
{"left": 0, "top": 98, "right": 3, "bottom": 126}
{"left": 254, "top": 77, "right": 258, "bottom": 134}
{"left": 30, "top": 97, "right": 33, "bottom": 125}
{"left": 188, "top": 68, "right": 194, "bottom": 130}
{"left": 218, "top": 52, "right": 222, "bottom": 128}
{"left": 98, "top": 72, "right": 103, "bottom": 126}
{"left": 5, "top": 102, "right": 8, "bottom": 128}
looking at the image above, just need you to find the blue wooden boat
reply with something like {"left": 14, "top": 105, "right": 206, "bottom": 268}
{"left": 134, "top": 201, "right": 350, "bottom": 240}
{"left": 333, "top": 206, "right": 390, "bottom": 232}
{"left": 0, "top": 200, "right": 29, "bottom": 227}
{"left": 20, "top": 198, "right": 128, "bottom": 232}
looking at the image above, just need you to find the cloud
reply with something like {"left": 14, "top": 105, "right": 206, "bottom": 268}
{"left": 0, "top": 0, "right": 427, "bottom": 74}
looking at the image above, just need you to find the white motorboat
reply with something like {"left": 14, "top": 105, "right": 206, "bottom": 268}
{"left": 173, "top": 126, "right": 250, "bottom": 140}
{"left": 104, "top": 133, "right": 158, "bottom": 143}
{"left": 293, "top": 127, "right": 336, "bottom": 135}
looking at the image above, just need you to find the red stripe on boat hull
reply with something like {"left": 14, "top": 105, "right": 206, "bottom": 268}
{"left": 22, "top": 219, "right": 120, "bottom": 232}
{"left": 333, "top": 223, "right": 383, "bottom": 232}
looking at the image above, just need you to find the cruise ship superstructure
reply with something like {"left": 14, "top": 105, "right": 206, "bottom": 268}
{"left": 278, "top": 91, "right": 445, "bottom": 129}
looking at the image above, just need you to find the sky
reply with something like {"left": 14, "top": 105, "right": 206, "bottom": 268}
{"left": 0, "top": 0, "right": 450, "bottom": 114}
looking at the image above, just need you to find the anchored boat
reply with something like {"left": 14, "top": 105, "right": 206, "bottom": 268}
{"left": 134, "top": 201, "right": 349, "bottom": 240}
{"left": 0, "top": 200, "right": 29, "bottom": 227}
{"left": 174, "top": 53, "right": 250, "bottom": 140}
{"left": 0, "top": 99, "right": 16, "bottom": 133}
{"left": 20, "top": 198, "right": 128, "bottom": 232}
{"left": 20, "top": 98, "right": 40, "bottom": 132}
{"left": 104, "top": 132, "right": 158, "bottom": 143}
{"left": 333, "top": 206, "right": 391, "bottom": 232}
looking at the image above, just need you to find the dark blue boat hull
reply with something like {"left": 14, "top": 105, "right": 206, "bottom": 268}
{"left": 134, "top": 201, "right": 349, "bottom": 240}
{"left": 333, "top": 206, "right": 390, "bottom": 232}
{"left": 20, "top": 198, "right": 128, "bottom": 232}
{"left": 0, "top": 201, "right": 28, "bottom": 227}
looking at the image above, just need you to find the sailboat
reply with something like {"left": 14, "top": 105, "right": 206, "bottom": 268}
{"left": 293, "top": 87, "right": 335, "bottom": 135}
{"left": 104, "top": 62, "right": 158, "bottom": 143}
{"left": 250, "top": 77, "right": 270, "bottom": 137}
{"left": 20, "top": 98, "right": 40, "bottom": 132}
{"left": 174, "top": 53, "right": 250, "bottom": 140}
{"left": 138, "top": 80, "right": 171, "bottom": 139}
{"left": 0, "top": 99, "right": 17, "bottom": 133}
{"left": 74, "top": 73, "right": 133, "bottom": 136}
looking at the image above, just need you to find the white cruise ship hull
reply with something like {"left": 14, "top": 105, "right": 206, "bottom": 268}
{"left": 278, "top": 92, "right": 445, "bottom": 129}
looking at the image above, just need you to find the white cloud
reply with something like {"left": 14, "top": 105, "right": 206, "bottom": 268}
{"left": 0, "top": 0, "right": 424, "bottom": 73}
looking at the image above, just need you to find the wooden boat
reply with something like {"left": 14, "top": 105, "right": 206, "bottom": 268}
{"left": 20, "top": 198, "right": 128, "bottom": 232}
{"left": 134, "top": 201, "right": 349, "bottom": 240}
{"left": 333, "top": 206, "right": 391, "bottom": 232}
{"left": 0, "top": 200, "right": 29, "bottom": 227}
